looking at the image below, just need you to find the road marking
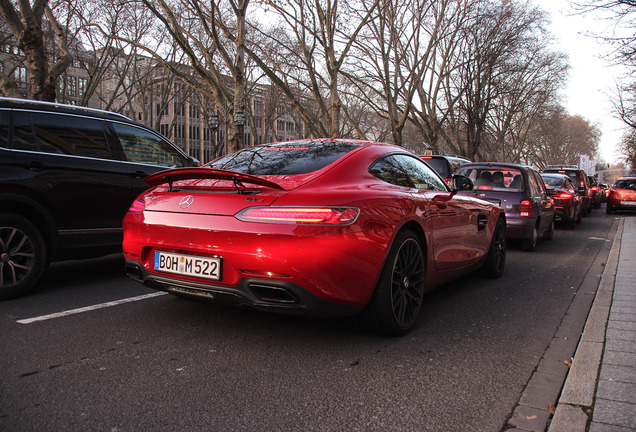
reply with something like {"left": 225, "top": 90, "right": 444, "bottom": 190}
{"left": 17, "top": 292, "right": 168, "bottom": 324}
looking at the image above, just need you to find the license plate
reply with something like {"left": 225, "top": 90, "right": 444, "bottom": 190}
{"left": 154, "top": 251, "right": 221, "bottom": 280}
{"left": 622, "top": 200, "right": 636, "bottom": 206}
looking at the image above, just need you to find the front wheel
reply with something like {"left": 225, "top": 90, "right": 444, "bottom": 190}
{"left": 481, "top": 218, "right": 506, "bottom": 278}
{"left": 0, "top": 214, "right": 46, "bottom": 300}
{"left": 364, "top": 230, "right": 426, "bottom": 336}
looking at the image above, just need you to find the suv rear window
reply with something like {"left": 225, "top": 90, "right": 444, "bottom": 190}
{"left": 544, "top": 169, "right": 586, "bottom": 188}
{"left": 209, "top": 141, "right": 361, "bottom": 175}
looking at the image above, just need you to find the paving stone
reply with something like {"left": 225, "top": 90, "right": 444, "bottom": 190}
{"left": 548, "top": 404, "right": 589, "bottom": 432}
{"left": 599, "top": 364, "right": 636, "bottom": 384}
{"left": 595, "top": 379, "right": 636, "bottom": 404}
{"left": 508, "top": 405, "right": 551, "bottom": 432}
{"left": 592, "top": 398, "right": 636, "bottom": 429}
{"left": 519, "top": 384, "right": 561, "bottom": 410}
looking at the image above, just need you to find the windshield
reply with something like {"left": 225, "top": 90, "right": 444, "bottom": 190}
{"left": 208, "top": 141, "right": 361, "bottom": 175}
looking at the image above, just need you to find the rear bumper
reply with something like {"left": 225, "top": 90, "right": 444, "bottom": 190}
{"left": 504, "top": 217, "right": 534, "bottom": 239}
{"left": 125, "top": 259, "right": 363, "bottom": 318}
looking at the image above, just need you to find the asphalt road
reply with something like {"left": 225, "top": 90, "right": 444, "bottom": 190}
{"left": 0, "top": 207, "right": 617, "bottom": 432}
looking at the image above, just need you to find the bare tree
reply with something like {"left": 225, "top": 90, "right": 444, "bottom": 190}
{"left": 248, "top": 0, "right": 381, "bottom": 138}
{"left": 0, "top": 0, "right": 73, "bottom": 100}
{"left": 445, "top": 0, "right": 550, "bottom": 160}
{"left": 531, "top": 105, "right": 601, "bottom": 168}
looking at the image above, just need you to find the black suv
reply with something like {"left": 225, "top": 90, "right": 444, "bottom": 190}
{"left": 1, "top": 97, "right": 197, "bottom": 299}
{"left": 542, "top": 165, "right": 593, "bottom": 216}
{"left": 420, "top": 154, "right": 471, "bottom": 185}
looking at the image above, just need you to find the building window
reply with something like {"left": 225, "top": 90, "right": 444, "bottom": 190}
{"left": 15, "top": 66, "right": 27, "bottom": 83}
{"left": 68, "top": 76, "right": 77, "bottom": 96}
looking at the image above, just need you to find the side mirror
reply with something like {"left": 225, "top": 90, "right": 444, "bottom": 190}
{"left": 451, "top": 175, "right": 473, "bottom": 192}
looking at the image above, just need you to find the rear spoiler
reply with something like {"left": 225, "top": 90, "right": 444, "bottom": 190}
{"left": 143, "top": 168, "right": 286, "bottom": 192}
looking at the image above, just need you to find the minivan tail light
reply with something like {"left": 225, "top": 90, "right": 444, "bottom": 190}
{"left": 519, "top": 200, "right": 532, "bottom": 217}
{"left": 236, "top": 207, "right": 359, "bottom": 225}
{"left": 128, "top": 199, "right": 145, "bottom": 213}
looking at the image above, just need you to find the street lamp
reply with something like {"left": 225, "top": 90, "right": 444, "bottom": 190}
{"left": 208, "top": 114, "right": 220, "bottom": 161}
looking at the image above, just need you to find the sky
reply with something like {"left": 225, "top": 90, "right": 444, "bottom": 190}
{"left": 533, "top": 0, "right": 630, "bottom": 163}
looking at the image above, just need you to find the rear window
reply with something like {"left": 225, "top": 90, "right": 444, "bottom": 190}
{"left": 545, "top": 169, "right": 584, "bottom": 187}
{"left": 456, "top": 166, "right": 524, "bottom": 192}
{"left": 541, "top": 174, "right": 565, "bottom": 187}
{"left": 615, "top": 179, "right": 636, "bottom": 190}
{"left": 421, "top": 157, "right": 450, "bottom": 178}
{"left": 208, "top": 141, "right": 361, "bottom": 175}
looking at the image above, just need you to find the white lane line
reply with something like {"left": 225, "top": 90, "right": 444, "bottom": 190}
{"left": 17, "top": 292, "right": 168, "bottom": 324}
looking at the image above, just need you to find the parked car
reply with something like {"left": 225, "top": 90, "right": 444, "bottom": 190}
{"left": 420, "top": 154, "right": 471, "bottom": 185}
{"left": 123, "top": 139, "right": 507, "bottom": 335}
{"left": 606, "top": 177, "right": 636, "bottom": 214}
{"left": 0, "top": 97, "right": 197, "bottom": 300}
{"left": 588, "top": 176, "right": 602, "bottom": 209}
{"left": 455, "top": 162, "right": 555, "bottom": 251}
{"left": 542, "top": 165, "right": 593, "bottom": 215}
{"left": 540, "top": 173, "right": 583, "bottom": 229}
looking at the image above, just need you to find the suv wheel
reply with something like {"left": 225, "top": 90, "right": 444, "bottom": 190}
{"left": 0, "top": 214, "right": 46, "bottom": 300}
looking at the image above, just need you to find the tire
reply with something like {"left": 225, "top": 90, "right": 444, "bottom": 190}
{"left": 522, "top": 223, "right": 538, "bottom": 252}
{"left": 606, "top": 205, "right": 614, "bottom": 215}
{"left": 543, "top": 219, "right": 555, "bottom": 240}
{"left": 481, "top": 218, "right": 506, "bottom": 278}
{"left": 0, "top": 214, "right": 46, "bottom": 300}
{"left": 364, "top": 230, "right": 426, "bottom": 336}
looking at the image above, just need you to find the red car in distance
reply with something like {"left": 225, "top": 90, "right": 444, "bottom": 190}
{"left": 123, "top": 140, "right": 507, "bottom": 335}
{"left": 606, "top": 177, "right": 636, "bottom": 214}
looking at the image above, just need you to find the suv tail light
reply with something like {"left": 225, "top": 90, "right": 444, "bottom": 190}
{"left": 519, "top": 200, "right": 532, "bottom": 217}
{"left": 128, "top": 199, "right": 145, "bottom": 213}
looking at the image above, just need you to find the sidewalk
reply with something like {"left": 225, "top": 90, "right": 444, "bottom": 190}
{"left": 549, "top": 216, "right": 636, "bottom": 432}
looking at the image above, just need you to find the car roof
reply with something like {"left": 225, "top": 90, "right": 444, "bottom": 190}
{"left": 0, "top": 97, "right": 132, "bottom": 122}
{"left": 459, "top": 161, "right": 533, "bottom": 170}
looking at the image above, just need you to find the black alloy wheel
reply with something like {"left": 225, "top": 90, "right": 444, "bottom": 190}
{"left": 365, "top": 230, "right": 426, "bottom": 336}
{"left": 0, "top": 214, "right": 46, "bottom": 300}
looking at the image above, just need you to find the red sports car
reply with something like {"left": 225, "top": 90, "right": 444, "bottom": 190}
{"left": 606, "top": 176, "right": 636, "bottom": 214}
{"left": 123, "top": 139, "right": 506, "bottom": 335}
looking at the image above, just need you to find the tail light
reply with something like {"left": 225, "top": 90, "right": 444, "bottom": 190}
{"left": 236, "top": 207, "right": 359, "bottom": 225}
{"left": 519, "top": 200, "right": 532, "bottom": 217}
{"left": 591, "top": 186, "right": 598, "bottom": 192}
{"left": 556, "top": 192, "right": 573, "bottom": 200}
{"left": 128, "top": 199, "right": 145, "bottom": 213}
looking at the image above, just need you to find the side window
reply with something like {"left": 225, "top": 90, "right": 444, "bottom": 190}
{"left": 12, "top": 111, "right": 38, "bottom": 151}
{"left": 0, "top": 110, "right": 9, "bottom": 149}
{"left": 527, "top": 170, "right": 541, "bottom": 196}
{"left": 29, "top": 112, "right": 112, "bottom": 159}
{"left": 397, "top": 154, "right": 447, "bottom": 191}
{"left": 370, "top": 154, "right": 446, "bottom": 191}
{"left": 112, "top": 123, "right": 186, "bottom": 168}
{"left": 369, "top": 155, "right": 411, "bottom": 187}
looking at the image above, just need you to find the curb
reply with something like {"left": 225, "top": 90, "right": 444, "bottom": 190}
{"left": 547, "top": 218, "right": 624, "bottom": 432}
